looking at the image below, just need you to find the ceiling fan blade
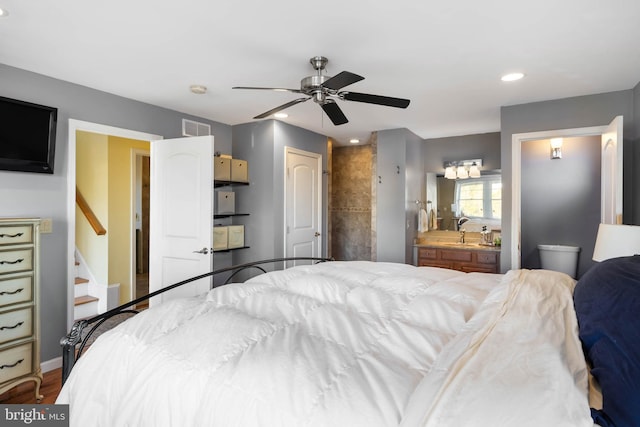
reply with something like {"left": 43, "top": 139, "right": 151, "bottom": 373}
{"left": 321, "top": 100, "right": 348, "bottom": 125}
{"left": 341, "top": 92, "right": 410, "bottom": 108}
{"left": 322, "top": 71, "right": 364, "bottom": 91}
{"left": 254, "top": 97, "right": 310, "bottom": 119}
{"left": 233, "top": 86, "right": 304, "bottom": 94}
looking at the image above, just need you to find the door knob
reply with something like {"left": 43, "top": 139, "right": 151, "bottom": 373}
{"left": 314, "top": 232, "right": 321, "bottom": 237}
{"left": 193, "top": 247, "right": 209, "bottom": 254}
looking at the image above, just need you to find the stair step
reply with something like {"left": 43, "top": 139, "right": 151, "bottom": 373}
{"left": 75, "top": 277, "right": 89, "bottom": 285}
{"left": 74, "top": 295, "right": 98, "bottom": 306}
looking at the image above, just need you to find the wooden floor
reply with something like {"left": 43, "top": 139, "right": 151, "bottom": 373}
{"left": 0, "top": 368, "right": 62, "bottom": 404}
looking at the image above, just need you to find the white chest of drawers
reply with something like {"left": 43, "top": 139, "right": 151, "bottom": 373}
{"left": 0, "top": 218, "right": 42, "bottom": 401}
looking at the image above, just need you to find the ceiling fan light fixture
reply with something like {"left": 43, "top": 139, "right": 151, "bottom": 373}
{"left": 501, "top": 72, "right": 525, "bottom": 82}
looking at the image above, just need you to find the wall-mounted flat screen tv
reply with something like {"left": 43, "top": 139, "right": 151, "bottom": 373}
{"left": 0, "top": 96, "right": 58, "bottom": 174}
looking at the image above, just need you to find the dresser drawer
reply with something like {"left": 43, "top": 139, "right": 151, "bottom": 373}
{"left": 0, "top": 276, "right": 32, "bottom": 308}
{"left": 0, "top": 225, "right": 33, "bottom": 246}
{"left": 0, "top": 342, "right": 33, "bottom": 384}
{"left": 0, "top": 249, "right": 33, "bottom": 275}
{"left": 0, "top": 308, "right": 32, "bottom": 345}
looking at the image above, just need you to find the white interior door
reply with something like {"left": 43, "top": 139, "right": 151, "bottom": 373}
{"left": 601, "top": 115, "right": 623, "bottom": 224}
{"left": 149, "top": 135, "right": 214, "bottom": 305}
{"left": 285, "top": 147, "right": 322, "bottom": 267}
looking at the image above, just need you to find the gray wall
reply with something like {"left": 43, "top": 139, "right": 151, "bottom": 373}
{"left": 231, "top": 120, "right": 328, "bottom": 268}
{"left": 0, "top": 63, "right": 232, "bottom": 362}
{"left": 405, "top": 131, "right": 424, "bottom": 263}
{"left": 423, "top": 132, "right": 501, "bottom": 173}
{"left": 521, "top": 136, "right": 601, "bottom": 278}
{"left": 500, "top": 90, "right": 636, "bottom": 272}
{"left": 375, "top": 128, "right": 425, "bottom": 264}
{"left": 376, "top": 129, "right": 408, "bottom": 263}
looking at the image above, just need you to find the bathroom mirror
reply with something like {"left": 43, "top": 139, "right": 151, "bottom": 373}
{"left": 427, "top": 171, "right": 502, "bottom": 232}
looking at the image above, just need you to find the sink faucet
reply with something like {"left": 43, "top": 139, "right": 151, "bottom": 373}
{"left": 459, "top": 229, "right": 466, "bottom": 243}
{"left": 457, "top": 217, "right": 470, "bottom": 228}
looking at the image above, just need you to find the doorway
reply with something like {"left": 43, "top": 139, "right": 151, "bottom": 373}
{"left": 510, "top": 116, "right": 623, "bottom": 272}
{"left": 66, "top": 120, "right": 161, "bottom": 328}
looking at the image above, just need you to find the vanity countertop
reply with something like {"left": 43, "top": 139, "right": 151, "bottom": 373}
{"left": 414, "top": 241, "right": 502, "bottom": 252}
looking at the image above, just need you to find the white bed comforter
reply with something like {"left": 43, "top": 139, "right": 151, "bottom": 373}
{"left": 57, "top": 261, "right": 593, "bottom": 427}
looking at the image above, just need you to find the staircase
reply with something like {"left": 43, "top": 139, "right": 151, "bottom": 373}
{"left": 73, "top": 253, "right": 121, "bottom": 320}
{"left": 74, "top": 263, "right": 99, "bottom": 320}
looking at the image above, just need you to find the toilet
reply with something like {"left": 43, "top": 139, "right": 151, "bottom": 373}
{"left": 537, "top": 244, "right": 581, "bottom": 278}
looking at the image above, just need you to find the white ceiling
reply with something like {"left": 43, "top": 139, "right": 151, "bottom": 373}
{"left": 2, "top": 0, "right": 640, "bottom": 145}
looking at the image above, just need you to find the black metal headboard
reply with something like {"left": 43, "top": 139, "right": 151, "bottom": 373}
{"left": 60, "top": 257, "right": 333, "bottom": 385}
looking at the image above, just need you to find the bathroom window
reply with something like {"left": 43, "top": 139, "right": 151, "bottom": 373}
{"left": 455, "top": 176, "right": 502, "bottom": 219}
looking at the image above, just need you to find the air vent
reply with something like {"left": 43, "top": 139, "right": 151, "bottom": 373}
{"left": 182, "top": 119, "right": 211, "bottom": 137}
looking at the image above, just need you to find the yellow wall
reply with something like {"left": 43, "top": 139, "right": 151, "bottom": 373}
{"left": 76, "top": 131, "right": 109, "bottom": 284}
{"left": 108, "top": 136, "right": 149, "bottom": 304}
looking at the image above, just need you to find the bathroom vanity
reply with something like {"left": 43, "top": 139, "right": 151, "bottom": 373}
{"left": 415, "top": 243, "right": 501, "bottom": 273}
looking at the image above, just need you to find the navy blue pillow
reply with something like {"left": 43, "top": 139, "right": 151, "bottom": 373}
{"left": 574, "top": 255, "right": 640, "bottom": 427}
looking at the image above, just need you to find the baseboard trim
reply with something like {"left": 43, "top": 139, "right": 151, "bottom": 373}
{"left": 41, "top": 356, "right": 62, "bottom": 373}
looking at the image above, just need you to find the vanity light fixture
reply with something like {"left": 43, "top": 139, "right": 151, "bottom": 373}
{"left": 444, "top": 159, "right": 482, "bottom": 180}
{"left": 444, "top": 166, "right": 457, "bottom": 179}
{"left": 468, "top": 162, "right": 481, "bottom": 178}
{"left": 550, "top": 137, "right": 563, "bottom": 159}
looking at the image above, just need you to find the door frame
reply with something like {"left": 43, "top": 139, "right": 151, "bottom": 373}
{"left": 66, "top": 119, "right": 162, "bottom": 329}
{"left": 283, "top": 146, "right": 323, "bottom": 259}
{"left": 130, "top": 148, "right": 150, "bottom": 302}
{"left": 510, "top": 119, "right": 620, "bottom": 270}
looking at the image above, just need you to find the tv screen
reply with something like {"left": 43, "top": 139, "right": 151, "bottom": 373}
{"left": 0, "top": 96, "right": 57, "bottom": 174}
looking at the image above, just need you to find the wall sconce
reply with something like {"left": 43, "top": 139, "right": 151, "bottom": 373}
{"left": 550, "top": 138, "right": 563, "bottom": 159}
{"left": 443, "top": 159, "right": 482, "bottom": 180}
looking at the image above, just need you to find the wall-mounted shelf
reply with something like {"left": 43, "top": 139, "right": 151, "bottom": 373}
{"left": 214, "top": 180, "right": 249, "bottom": 188}
{"left": 214, "top": 213, "right": 249, "bottom": 219}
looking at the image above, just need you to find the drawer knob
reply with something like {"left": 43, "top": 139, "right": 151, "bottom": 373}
{"left": 0, "top": 359, "right": 24, "bottom": 370}
{"left": 0, "top": 321, "right": 24, "bottom": 331}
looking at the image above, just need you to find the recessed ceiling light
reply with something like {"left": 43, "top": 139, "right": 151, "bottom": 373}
{"left": 501, "top": 72, "right": 525, "bottom": 82}
{"left": 349, "top": 138, "right": 360, "bottom": 144}
{"left": 274, "top": 113, "right": 288, "bottom": 118}
{"left": 189, "top": 84, "right": 207, "bottom": 94}
{"left": 0, "top": 8, "right": 9, "bottom": 17}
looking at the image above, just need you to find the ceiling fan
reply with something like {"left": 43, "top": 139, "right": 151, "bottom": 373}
{"left": 233, "top": 56, "right": 410, "bottom": 126}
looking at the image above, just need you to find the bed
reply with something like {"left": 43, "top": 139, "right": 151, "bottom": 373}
{"left": 57, "top": 258, "right": 607, "bottom": 426}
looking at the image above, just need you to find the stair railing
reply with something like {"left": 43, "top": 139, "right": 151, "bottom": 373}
{"left": 76, "top": 187, "right": 107, "bottom": 236}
